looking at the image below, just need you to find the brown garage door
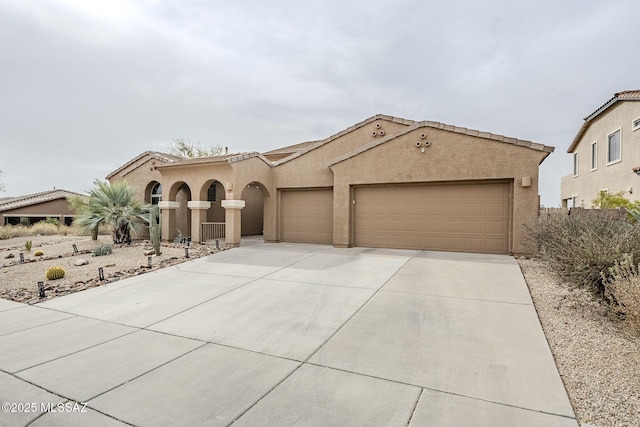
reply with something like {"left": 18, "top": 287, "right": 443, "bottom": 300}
{"left": 281, "top": 189, "right": 333, "bottom": 244}
{"left": 354, "top": 182, "right": 510, "bottom": 254}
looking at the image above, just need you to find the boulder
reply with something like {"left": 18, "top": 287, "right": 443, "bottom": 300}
{"left": 75, "top": 258, "right": 89, "bottom": 266}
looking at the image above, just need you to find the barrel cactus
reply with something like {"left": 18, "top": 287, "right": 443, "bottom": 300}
{"left": 45, "top": 266, "right": 65, "bottom": 280}
{"left": 34, "top": 250, "right": 44, "bottom": 257}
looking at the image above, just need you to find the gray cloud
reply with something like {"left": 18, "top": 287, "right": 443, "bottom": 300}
{"left": 1, "top": 0, "right": 639, "bottom": 206}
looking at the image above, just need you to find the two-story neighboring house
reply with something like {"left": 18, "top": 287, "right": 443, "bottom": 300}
{"left": 561, "top": 90, "right": 640, "bottom": 207}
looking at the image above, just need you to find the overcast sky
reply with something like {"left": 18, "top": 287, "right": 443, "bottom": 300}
{"left": 1, "top": 0, "right": 639, "bottom": 207}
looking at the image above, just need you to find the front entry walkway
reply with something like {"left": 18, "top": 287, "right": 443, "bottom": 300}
{"left": 0, "top": 243, "right": 576, "bottom": 426}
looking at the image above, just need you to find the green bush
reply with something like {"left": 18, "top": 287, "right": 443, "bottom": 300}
{"left": 92, "top": 243, "right": 113, "bottom": 257}
{"left": 529, "top": 209, "right": 640, "bottom": 293}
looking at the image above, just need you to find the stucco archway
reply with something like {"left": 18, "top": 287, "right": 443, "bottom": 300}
{"left": 240, "top": 181, "right": 268, "bottom": 236}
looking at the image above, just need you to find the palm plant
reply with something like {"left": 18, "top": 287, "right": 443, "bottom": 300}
{"left": 71, "top": 180, "right": 150, "bottom": 244}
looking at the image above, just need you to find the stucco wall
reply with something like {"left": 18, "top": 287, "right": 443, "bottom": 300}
{"left": 273, "top": 119, "right": 410, "bottom": 189}
{"left": 328, "top": 127, "right": 546, "bottom": 254}
{"left": 562, "top": 101, "right": 640, "bottom": 206}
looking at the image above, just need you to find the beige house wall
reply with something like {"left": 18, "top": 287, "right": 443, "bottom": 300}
{"left": 106, "top": 115, "right": 550, "bottom": 254}
{"left": 561, "top": 101, "right": 640, "bottom": 207}
{"left": 329, "top": 127, "right": 545, "bottom": 254}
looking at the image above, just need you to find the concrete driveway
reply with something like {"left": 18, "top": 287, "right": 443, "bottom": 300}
{"left": 0, "top": 242, "right": 577, "bottom": 426}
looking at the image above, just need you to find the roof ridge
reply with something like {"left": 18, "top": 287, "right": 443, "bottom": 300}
{"left": 327, "top": 121, "right": 552, "bottom": 168}
{"left": 272, "top": 114, "right": 415, "bottom": 166}
{"left": 0, "top": 189, "right": 85, "bottom": 212}
{"left": 567, "top": 90, "right": 640, "bottom": 153}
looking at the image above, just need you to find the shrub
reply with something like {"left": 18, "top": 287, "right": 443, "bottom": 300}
{"left": 93, "top": 243, "right": 113, "bottom": 257}
{"left": 0, "top": 225, "right": 29, "bottom": 240}
{"left": 34, "top": 250, "right": 44, "bottom": 257}
{"left": 45, "top": 266, "right": 65, "bottom": 280}
{"left": 604, "top": 254, "right": 640, "bottom": 335}
{"left": 30, "top": 222, "right": 61, "bottom": 236}
{"left": 24, "top": 240, "right": 32, "bottom": 251}
{"left": 529, "top": 209, "right": 640, "bottom": 293}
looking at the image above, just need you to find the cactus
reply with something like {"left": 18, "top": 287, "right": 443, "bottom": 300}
{"left": 45, "top": 266, "right": 65, "bottom": 280}
{"left": 34, "top": 250, "right": 44, "bottom": 256}
{"left": 149, "top": 206, "right": 162, "bottom": 255}
{"left": 24, "top": 240, "right": 32, "bottom": 251}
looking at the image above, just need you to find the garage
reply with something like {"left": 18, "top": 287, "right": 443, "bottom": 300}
{"left": 280, "top": 189, "right": 333, "bottom": 244}
{"left": 354, "top": 182, "right": 510, "bottom": 254}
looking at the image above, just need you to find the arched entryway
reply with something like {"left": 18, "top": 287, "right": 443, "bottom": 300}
{"left": 160, "top": 181, "right": 192, "bottom": 242}
{"left": 241, "top": 182, "right": 267, "bottom": 236}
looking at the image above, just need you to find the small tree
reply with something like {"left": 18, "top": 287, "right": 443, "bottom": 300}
{"left": 592, "top": 190, "right": 640, "bottom": 210}
{"left": 71, "top": 180, "right": 150, "bottom": 244}
{"left": 169, "top": 138, "right": 225, "bottom": 158}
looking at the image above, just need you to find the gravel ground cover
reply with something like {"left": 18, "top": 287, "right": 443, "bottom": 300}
{"left": 518, "top": 258, "right": 640, "bottom": 427}
{"left": 0, "top": 235, "right": 223, "bottom": 303}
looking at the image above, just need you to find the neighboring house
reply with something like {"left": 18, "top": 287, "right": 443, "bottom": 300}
{"left": 561, "top": 90, "right": 640, "bottom": 208}
{"left": 0, "top": 189, "right": 84, "bottom": 226}
{"left": 107, "top": 114, "right": 553, "bottom": 255}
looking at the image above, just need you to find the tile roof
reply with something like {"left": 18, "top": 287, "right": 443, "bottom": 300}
{"left": 106, "top": 151, "right": 181, "bottom": 179}
{"left": 327, "top": 119, "right": 553, "bottom": 167}
{"left": 0, "top": 189, "right": 85, "bottom": 212}
{"left": 271, "top": 114, "right": 552, "bottom": 167}
{"left": 567, "top": 90, "right": 640, "bottom": 153}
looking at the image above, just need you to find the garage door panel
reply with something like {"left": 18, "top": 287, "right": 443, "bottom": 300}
{"left": 355, "top": 183, "right": 509, "bottom": 254}
{"left": 281, "top": 190, "right": 333, "bottom": 244}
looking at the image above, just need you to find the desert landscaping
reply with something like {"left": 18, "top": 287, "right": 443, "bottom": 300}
{"left": 0, "top": 234, "right": 223, "bottom": 304}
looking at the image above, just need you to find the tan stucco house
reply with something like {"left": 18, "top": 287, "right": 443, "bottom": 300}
{"left": 0, "top": 189, "right": 83, "bottom": 226}
{"left": 107, "top": 114, "right": 553, "bottom": 255}
{"left": 561, "top": 90, "right": 640, "bottom": 208}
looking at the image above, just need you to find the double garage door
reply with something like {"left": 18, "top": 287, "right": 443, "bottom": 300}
{"left": 354, "top": 182, "right": 510, "bottom": 254}
{"left": 280, "top": 182, "right": 510, "bottom": 254}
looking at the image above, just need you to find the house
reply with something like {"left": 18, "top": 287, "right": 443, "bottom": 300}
{"left": 561, "top": 90, "right": 640, "bottom": 208}
{"left": 0, "top": 189, "right": 84, "bottom": 226}
{"left": 107, "top": 114, "right": 553, "bottom": 255}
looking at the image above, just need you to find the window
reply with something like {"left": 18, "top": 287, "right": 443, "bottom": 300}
{"left": 572, "top": 195, "right": 579, "bottom": 208}
{"left": 633, "top": 117, "right": 640, "bottom": 131}
{"left": 573, "top": 152, "right": 579, "bottom": 176}
{"left": 607, "top": 129, "right": 621, "bottom": 164}
{"left": 590, "top": 141, "right": 597, "bottom": 171}
{"left": 151, "top": 183, "right": 162, "bottom": 205}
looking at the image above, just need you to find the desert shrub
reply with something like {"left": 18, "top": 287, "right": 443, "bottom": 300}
{"left": 24, "top": 240, "right": 32, "bottom": 251}
{"left": 529, "top": 209, "right": 640, "bottom": 293}
{"left": 93, "top": 243, "right": 113, "bottom": 257}
{"left": 604, "top": 254, "right": 640, "bottom": 335}
{"left": 30, "top": 222, "right": 60, "bottom": 236}
{"left": 0, "top": 225, "right": 30, "bottom": 239}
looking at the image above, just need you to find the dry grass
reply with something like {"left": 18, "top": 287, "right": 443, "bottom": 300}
{"left": 0, "top": 223, "right": 109, "bottom": 240}
{"left": 605, "top": 255, "right": 640, "bottom": 336}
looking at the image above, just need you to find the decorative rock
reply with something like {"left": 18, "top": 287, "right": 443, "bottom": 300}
{"left": 75, "top": 258, "right": 89, "bottom": 266}
{"left": 143, "top": 249, "right": 156, "bottom": 256}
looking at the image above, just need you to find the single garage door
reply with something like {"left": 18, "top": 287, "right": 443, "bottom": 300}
{"left": 354, "top": 182, "right": 510, "bottom": 254}
{"left": 281, "top": 189, "right": 333, "bottom": 244}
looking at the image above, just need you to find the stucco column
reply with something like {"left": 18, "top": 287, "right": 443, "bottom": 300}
{"left": 158, "top": 201, "right": 180, "bottom": 242}
{"left": 221, "top": 199, "right": 245, "bottom": 248}
{"left": 188, "top": 201, "right": 212, "bottom": 244}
